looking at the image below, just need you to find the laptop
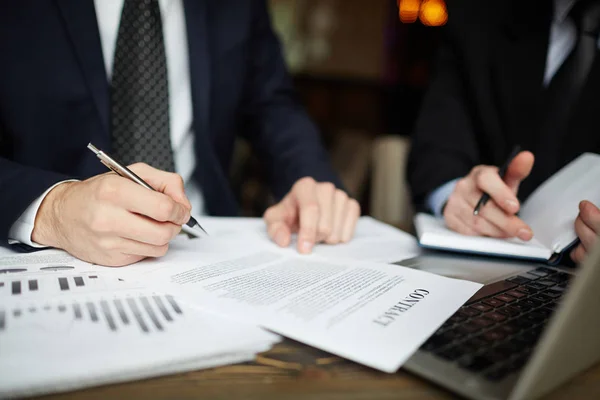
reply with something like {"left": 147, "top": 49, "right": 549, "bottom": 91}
{"left": 399, "top": 241, "right": 600, "bottom": 400}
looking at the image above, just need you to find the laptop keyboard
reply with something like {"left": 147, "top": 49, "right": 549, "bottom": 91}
{"left": 420, "top": 267, "right": 571, "bottom": 382}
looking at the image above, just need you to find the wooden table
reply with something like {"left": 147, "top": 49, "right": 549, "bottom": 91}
{"left": 38, "top": 339, "right": 600, "bottom": 400}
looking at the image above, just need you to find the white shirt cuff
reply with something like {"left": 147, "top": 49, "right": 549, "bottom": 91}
{"left": 8, "top": 180, "right": 77, "bottom": 247}
{"left": 426, "top": 178, "right": 459, "bottom": 218}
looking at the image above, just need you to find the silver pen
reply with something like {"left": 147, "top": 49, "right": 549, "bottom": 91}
{"left": 87, "top": 143, "right": 208, "bottom": 237}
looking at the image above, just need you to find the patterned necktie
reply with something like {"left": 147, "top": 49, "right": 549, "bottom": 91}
{"left": 110, "top": 0, "right": 176, "bottom": 172}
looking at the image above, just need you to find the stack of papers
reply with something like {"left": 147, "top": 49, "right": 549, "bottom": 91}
{"left": 0, "top": 216, "right": 481, "bottom": 395}
{"left": 97, "top": 231, "right": 481, "bottom": 373}
{"left": 0, "top": 265, "right": 278, "bottom": 398}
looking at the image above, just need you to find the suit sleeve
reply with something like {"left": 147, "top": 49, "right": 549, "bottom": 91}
{"left": 407, "top": 23, "right": 480, "bottom": 210}
{"left": 0, "top": 127, "right": 72, "bottom": 248}
{"left": 239, "top": 0, "right": 343, "bottom": 200}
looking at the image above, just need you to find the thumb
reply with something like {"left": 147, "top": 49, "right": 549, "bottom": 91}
{"left": 128, "top": 163, "right": 192, "bottom": 211}
{"left": 504, "top": 151, "right": 534, "bottom": 194}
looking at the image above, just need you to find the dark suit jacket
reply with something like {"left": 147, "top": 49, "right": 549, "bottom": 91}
{"left": 408, "top": 0, "right": 600, "bottom": 210}
{"left": 0, "top": 0, "right": 340, "bottom": 246}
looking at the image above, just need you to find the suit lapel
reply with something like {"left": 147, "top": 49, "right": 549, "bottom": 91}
{"left": 492, "top": 1, "right": 553, "bottom": 154}
{"left": 55, "top": 0, "right": 109, "bottom": 135}
{"left": 183, "top": 0, "right": 238, "bottom": 215}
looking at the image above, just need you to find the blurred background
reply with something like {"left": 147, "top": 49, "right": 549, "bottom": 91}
{"left": 234, "top": 0, "right": 447, "bottom": 228}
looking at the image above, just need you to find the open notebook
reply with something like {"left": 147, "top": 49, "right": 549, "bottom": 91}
{"left": 415, "top": 153, "right": 600, "bottom": 263}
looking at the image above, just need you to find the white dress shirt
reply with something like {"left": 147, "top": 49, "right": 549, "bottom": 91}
{"left": 8, "top": 0, "right": 204, "bottom": 246}
{"left": 426, "top": 0, "right": 600, "bottom": 217}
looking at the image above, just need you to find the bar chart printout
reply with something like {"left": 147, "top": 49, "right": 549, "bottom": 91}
{"left": 0, "top": 282, "right": 279, "bottom": 399}
{"left": 0, "top": 294, "right": 185, "bottom": 334}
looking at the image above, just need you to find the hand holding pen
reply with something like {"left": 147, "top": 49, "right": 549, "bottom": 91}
{"left": 442, "top": 146, "right": 536, "bottom": 241}
{"left": 87, "top": 144, "right": 208, "bottom": 237}
{"left": 473, "top": 145, "right": 522, "bottom": 216}
{"left": 30, "top": 145, "right": 203, "bottom": 267}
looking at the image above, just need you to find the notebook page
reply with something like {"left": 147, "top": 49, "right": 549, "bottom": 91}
{"left": 520, "top": 153, "right": 600, "bottom": 251}
{"left": 415, "top": 213, "right": 552, "bottom": 260}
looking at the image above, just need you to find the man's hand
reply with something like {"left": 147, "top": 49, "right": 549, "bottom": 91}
{"left": 443, "top": 151, "right": 535, "bottom": 240}
{"left": 263, "top": 177, "right": 360, "bottom": 254}
{"left": 32, "top": 163, "right": 192, "bottom": 267}
{"left": 571, "top": 201, "right": 600, "bottom": 264}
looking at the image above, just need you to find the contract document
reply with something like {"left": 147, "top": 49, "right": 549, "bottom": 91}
{"left": 103, "top": 233, "right": 481, "bottom": 373}
{"left": 0, "top": 268, "right": 278, "bottom": 398}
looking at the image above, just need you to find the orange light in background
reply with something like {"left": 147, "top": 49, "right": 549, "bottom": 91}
{"left": 419, "top": 0, "right": 448, "bottom": 26}
{"left": 398, "top": 0, "right": 420, "bottom": 24}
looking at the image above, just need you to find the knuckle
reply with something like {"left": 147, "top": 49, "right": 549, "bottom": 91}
{"left": 303, "top": 201, "right": 320, "bottom": 214}
{"left": 295, "top": 176, "right": 316, "bottom": 190}
{"left": 325, "top": 235, "right": 339, "bottom": 244}
{"left": 470, "top": 165, "right": 481, "bottom": 175}
{"left": 156, "top": 228, "right": 174, "bottom": 246}
{"left": 89, "top": 213, "right": 111, "bottom": 233}
{"left": 475, "top": 171, "right": 487, "bottom": 188}
{"left": 267, "top": 223, "right": 280, "bottom": 238}
{"left": 445, "top": 218, "right": 458, "bottom": 232}
{"left": 469, "top": 166, "right": 483, "bottom": 180}
{"left": 446, "top": 216, "right": 472, "bottom": 236}
{"left": 263, "top": 206, "right": 277, "bottom": 221}
{"left": 97, "top": 178, "right": 120, "bottom": 202}
{"left": 320, "top": 182, "right": 336, "bottom": 194}
{"left": 335, "top": 190, "right": 349, "bottom": 202}
{"left": 461, "top": 227, "right": 476, "bottom": 236}
{"left": 169, "top": 225, "right": 181, "bottom": 241}
{"left": 154, "top": 244, "right": 169, "bottom": 257}
{"left": 472, "top": 217, "right": 486, "bottom": 234}
{"left": 301, "top": 223, "right": 318, "bottom": 237}
{"left": 455, "top": 178, "right": 469, "bottom": 192}
{"left": 497, "top": 220, "right": 513, "bottom": 235}
{"left": 156, "top": 200, "right": 175, "bottom": 221}
{"left": 581, "top": 203, "right": 596, "bottom": 223}
{"left": 171, "top": 173, "right": 185, "bottom": 187}
{"left": 318, "top": 224, "right": 332, "bottom": 238}
{"left": 98, "top": 237, "right": 118, "bottom": 251}
{"left": 444, "top": 195, "right": 459, "bottom": 216}
{"left": 300, "top": 176, "right": 316, "bottom": 185}
{"left": 129, "top": 162, "right": 150, "bottom": 173}
{"left": 348, "top": 199, "right": 361, "bottom": 214}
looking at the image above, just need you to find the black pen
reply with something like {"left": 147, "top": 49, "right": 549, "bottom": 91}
{"left": 87, "top": 143, "right": 208, "bottom": 237}
{"left": 473, "top": 145, "right": 522, "bottom": 216}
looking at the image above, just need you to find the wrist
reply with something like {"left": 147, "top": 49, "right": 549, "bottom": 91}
{"left": 31, "top": 181, "right": 74, "bottom": 248}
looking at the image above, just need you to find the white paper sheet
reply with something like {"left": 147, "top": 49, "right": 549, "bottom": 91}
{"left": 197, "top": 216, "right": 267, "bottom": 237}
{"left": 0, "top": 246, "right": 18, "bottom": 258}
{"left": 0, "top": 270, "right": 278, "bottom": 398}
{"left": 195, "top": 216, "right": 421, "bottom": 263}
{"left": 416, "top": 213, "right": 552, "bottom": 261}
{"left": 0, "top": 249, "right": 83, "bottom": 269}
{"left": 99, "top": 233, "right": 481, "bottom": 373}
{"left": 520, "top": 153, "right": 600, "bottom": 251}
